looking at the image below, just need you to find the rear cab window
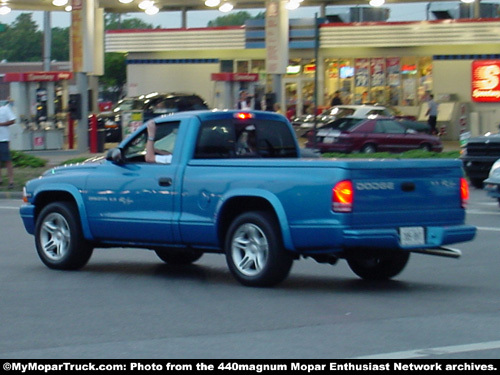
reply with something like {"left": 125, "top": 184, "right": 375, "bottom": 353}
{"left": 194, "top": 118, "right": 298, "bottom": 159}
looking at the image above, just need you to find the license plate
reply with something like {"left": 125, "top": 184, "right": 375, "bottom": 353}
{"left": 399, "top": 226, "right": 425, "bottom": 246}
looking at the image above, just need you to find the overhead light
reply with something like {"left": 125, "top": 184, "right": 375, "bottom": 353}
{"left": 286, "top": 0, "right": 301, "bottom": 10}
{"left": 119, "top": 0, "right": 134, "bottom": 3}
{"left": 65, "top": 5, "right": 72, "bottom": 12}
{"left": 219, "top": 2, "right": 233, "bottom": 12}
{"left": 52, "top": 0, "right": 69, "bottom": 6}
{"left": 461, "top": 0, "right": 475, "bottom": 3}
{"left": 145, "top": 5, "right": 159, "bottom": 15}
{"left": 369, "top": 0, "right": 385, "bottom": 6}
{"left": 138, "top": 0, "right": 154, "bottom": 10}
{"left": 0, "top": 5, "right": 11, "bottom": 16}
{"left": 205, "top": 0, "right": 221, "bottom": 7}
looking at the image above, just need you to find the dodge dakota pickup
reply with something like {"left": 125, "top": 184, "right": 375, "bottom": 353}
{"left": 20, "top": 110, "right": 476, "bottom": 287}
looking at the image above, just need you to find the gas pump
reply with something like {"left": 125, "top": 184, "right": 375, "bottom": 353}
{"left": 4, "top": 71, "right": 73, "bottom": 151}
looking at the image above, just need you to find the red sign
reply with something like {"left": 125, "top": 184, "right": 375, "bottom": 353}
{"left": 211, "top": 73, "right": 259, "bottom": 82}
{"left": 472, "top": 60, "right": 500, "bottom": 103}
{"left": 4, "top": 71, "right": 73, "bottom": 82}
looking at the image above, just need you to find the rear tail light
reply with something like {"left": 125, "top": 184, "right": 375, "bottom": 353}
{"left": 460, "top": 177, "right": 469, "bottom": 208}
{"left": 332, "top": 180, "right": 353, "bottom": 213}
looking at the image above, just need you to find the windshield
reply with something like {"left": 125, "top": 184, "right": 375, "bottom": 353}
{"left": 319, "top": 117, "right": 364, "bottom": 132}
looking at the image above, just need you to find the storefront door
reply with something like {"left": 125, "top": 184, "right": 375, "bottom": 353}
{"left": 282, "top": 77, "right": 315, "bottom": 119}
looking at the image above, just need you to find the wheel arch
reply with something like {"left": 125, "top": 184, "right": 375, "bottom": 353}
{"left": 32, "top": 185, "right": 93, "bottom": 240}
{"left": 216, "top": 190, "right": 295, "bottom": 252}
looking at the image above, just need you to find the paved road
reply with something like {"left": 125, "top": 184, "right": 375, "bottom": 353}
{"left": 0, "top": 188, "right": 499, "bottom": 359}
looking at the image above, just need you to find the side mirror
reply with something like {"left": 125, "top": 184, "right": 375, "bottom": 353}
{"left": 106, "top": 147, "right": 124, "bottom": 164}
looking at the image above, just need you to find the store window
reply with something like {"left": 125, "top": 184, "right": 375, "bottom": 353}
{"left": 323, "top": 56, "right": 433, "bottom": 107}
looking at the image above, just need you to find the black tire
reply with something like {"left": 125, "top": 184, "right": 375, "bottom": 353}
{"left": 154, "top": 248, "right": 203, "bottom": 265}
{"left": 420, "top": 143, "right": 432, "bottom": 152}
{"left": 35, "top": 202, "right": 93, "bottom": 270}
{"left": 347, "top": 250, "right": 410, "bottom": 281}
{"left": 361, "top": 144, "right": 377, "bottom": 154}
{"left": 225, "top": 211, "right": 293, "bottom": 287}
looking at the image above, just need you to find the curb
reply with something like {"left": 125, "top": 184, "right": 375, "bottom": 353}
{"left": 0, "top": 191, "right": 23, "bottom": 200}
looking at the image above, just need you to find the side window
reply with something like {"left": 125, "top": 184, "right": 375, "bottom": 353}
{"left": 122, "top": 121, "right": 180, "bottom": 162}
{"left": 380, "top": 120, "right": 405, "bottom": 134}
{"left": 194, "top": 123, "right": 235, "bottom": 159}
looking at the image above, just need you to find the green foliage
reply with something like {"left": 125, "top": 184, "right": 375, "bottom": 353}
{"left": 207, "top": 11, "right": 265, "bottom": 27}
{"left": 0, "top": 13, "right": 42, "bottom": 62}
{"left": 10, "top": 151, "right": 47, "bottom": 168}
{"left": 105, "top": 14, "right": 156, "bottom": 30}
{"left": 321, "top": 150, "right": 461, "bottom": 159}
{"left": 51, "top": 27, "right": 70, "bottom": 62}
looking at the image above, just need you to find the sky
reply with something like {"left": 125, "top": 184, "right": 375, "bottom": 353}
{"left": 0, "top": 3, "right": 431, "bottom": 29}
{"left": 0, "top": 2, "right": 499, "bottom": 29}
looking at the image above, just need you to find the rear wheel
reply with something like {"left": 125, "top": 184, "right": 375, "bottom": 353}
{"left": 361, "top": 144, "right": 377, "bottom": 154}
{"left": 154, "top": 248, "right": 203, "bottom": 265}
{"left": 347, "top": 250, "right": 410, "bottom": 280}
{"left": 420, "top": 143, "right": 432, "bottom": 152}
{"left": 225, "top": 211, "right": 293, "bottom": 287}
{"left": 35, "top": 202, "right": 93, "bottom": 270}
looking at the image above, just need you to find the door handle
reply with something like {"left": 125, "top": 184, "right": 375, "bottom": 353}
{"left": 158, "top": 177, "right": 172, "bottom": 187}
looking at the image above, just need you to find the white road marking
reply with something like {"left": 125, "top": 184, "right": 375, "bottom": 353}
{"left": 354, "top": 340, "right": 500, "bottom": 359}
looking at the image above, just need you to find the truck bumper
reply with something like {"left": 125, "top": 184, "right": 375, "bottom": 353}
{"left": 342, "top": 224, "right": 477, "bottom": 250}
{"left": 19, "top": 204, "right": 35, "bottom": 235}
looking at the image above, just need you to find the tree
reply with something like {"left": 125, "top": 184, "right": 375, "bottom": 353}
{"left": 207, "top": 11, "right": 265, "bottom": 27}
{"left": 0, "top": 13, "right": 42, "bottom": 62}
{"left": 51, "top": 27, "right": 70, "bottom": 62}
{"left": 105, "top": 13, "right": 156, "bottom": 30}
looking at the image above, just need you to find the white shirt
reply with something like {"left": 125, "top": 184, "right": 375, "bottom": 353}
{"left": 0, "top": 104, "right": 16, "bottom": 142}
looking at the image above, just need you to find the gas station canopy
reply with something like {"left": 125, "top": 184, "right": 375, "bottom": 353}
{"left": 4, "top": 0, "right": 454, "bottom": 13}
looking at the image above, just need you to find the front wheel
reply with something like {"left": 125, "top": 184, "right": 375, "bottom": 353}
{"left": 361, "top": 144, "right": 377, "bottom": 154}
{"left": 225, "top": 211, "right": 293, "bottom": 287}
{"left": 35, "top": 202, "right": 93, "bottom": 270}
{"left": 347, "top": 250, "right": 410, "bottom": 280}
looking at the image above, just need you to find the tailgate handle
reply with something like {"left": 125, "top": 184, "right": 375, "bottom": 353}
{"left": 401, "top": 182, "right": 415, "bottom": 192}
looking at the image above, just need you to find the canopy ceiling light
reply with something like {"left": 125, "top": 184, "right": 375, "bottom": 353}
{"left": 369, "top": 0, "right": 385, "bottom": 7}
{"left": 52, "top": 0, "right": 69, "bottom": 6}
{"left": 119, "top": 0, "right": 135, "bottom": 4}
{"left": 138, "top": 0, "right": 155, "bottom": 10}
{"left": 219, "top": 2, "right": 233, "bottom": 12}
{"left": 460, "top": 0, "right": 475, "bottom": 3}
{"left": 286, "top": 0, "right": 303, "bottom": 10}
{"left": 0, "top": 5, "right": 10, "bottom": 16}
{"left": 145, "top": 5, "right": 160, "bottom": 15}
{"left": 205, "top": 0, "right": 221, "bottom": 7}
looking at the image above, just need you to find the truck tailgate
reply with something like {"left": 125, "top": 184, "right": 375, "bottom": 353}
{"left": 347, "top": 159, "right": 465, "bottom": 228}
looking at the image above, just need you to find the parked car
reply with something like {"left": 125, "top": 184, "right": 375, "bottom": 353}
{"left": 95, "top": 93, "right": 208, "bottom": 143}
{"left": 305, "top": 116, "right": 442, "bottom": 154}
{"left": 483, "top": 158, "right": 500, "bottom": 206}
{"left": 461, "top": 132, "right": 500, "bottom": 188}
{"left": 292, "top": 104, "right": 414, "bottom": 138}
{"left": 397, "top": 119, "right": 431, "bottom": 134}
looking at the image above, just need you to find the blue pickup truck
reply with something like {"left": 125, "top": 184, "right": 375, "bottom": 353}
{"left": 20, "top": 110, "right": 476, "bottom": 287}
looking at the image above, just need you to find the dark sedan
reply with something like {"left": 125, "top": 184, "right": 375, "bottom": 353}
{"left": 305, "top": 116, "right": 442, "bottom": 154}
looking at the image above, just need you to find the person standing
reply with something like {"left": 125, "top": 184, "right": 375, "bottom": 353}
{"left": 0, "top": 101, "right": 17, "bottom": 189}
{"left": 237, "top": 91, "right": 250, "bottom": 110}
{"left": 426, "top": 94, "right": 438, "bottom": 135}
{"left": 330, "top": 90, "right": 342, "bottom": 106}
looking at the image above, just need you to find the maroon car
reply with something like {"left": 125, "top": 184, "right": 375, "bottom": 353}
{"left": 305, "top": 116, "right": 442, "bottom": 154}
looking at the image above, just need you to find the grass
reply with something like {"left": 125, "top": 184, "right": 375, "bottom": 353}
{"left": 0, "top": 149, "right": 461, "bottom": 192}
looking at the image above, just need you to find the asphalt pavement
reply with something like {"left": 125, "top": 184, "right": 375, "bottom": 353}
{"left": 0, "top": 141, "right": 461, "bottom": 200}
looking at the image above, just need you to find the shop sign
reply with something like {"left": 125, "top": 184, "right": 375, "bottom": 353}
{"left": 472, "top": 60, "right": 500, "bottom": 102}
{"left": 211, "top": 73, "right": 259, "bottom": 82}
{"left": 4, "top": 71, "right": 73, "bottom": 82}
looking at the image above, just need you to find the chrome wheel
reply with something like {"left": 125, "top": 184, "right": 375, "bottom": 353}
{"left": 225, "top": 211, "right": 293, "bottom": 287}
{"left": 231, "top": 223, "right": 269, "bottom": 277}
{"left": 40, "top": 212, "right": 71, "bottom": 261}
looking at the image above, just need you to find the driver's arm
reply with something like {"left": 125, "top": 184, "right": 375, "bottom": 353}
{"left": 145, "top": 120, "right": 156, "bottom": 163}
